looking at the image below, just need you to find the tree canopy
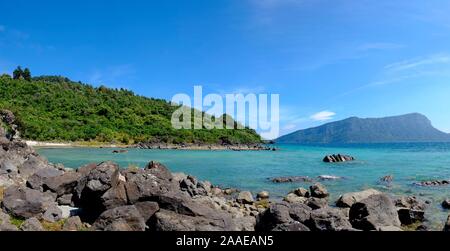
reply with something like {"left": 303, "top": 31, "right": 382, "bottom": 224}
{"left": 0, "top": 73, "right": 261, "bottom": 145}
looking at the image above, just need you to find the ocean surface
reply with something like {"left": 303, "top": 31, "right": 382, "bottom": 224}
{"left": 37, "top": 143, "right": 450, "bottom": 229}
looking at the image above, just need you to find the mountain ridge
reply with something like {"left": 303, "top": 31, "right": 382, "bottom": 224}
{"left": 276, "top": 113, "right": 450, "bottom": 144}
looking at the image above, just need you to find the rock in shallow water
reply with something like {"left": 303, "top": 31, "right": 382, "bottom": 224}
{"left": 310, "top": 183, "right": 329, "bottom": 198}
{"left": 323, "top": 154, "right": 355, "bottom": 163}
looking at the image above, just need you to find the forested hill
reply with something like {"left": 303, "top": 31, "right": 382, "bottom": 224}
{"left": 0, "top": 74, "right": 261, "bottom": 144}
{"left": 276, "top": 113, "right": 450, "bottom": 144}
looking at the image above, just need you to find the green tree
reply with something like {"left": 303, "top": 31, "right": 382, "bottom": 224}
{"left": 13, "top": 66, "right": 23, "bottom": 80}
{"left": 22, "top": 68, "right": 32, "bottom": 81}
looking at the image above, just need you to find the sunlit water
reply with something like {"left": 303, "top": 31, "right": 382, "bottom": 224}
{"left": 37, "top": 143, "right": 450, "bottom": 230}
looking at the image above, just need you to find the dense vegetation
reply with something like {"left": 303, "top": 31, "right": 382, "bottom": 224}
{"left": 276, "top": 113, "right": 450, "bottom": 144}
{"left": 0, "top": 71, "right": 261, "bottom": 145}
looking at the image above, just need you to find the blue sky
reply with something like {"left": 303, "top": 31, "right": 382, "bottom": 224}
{"left": 1, "top": 0, "right": 450, "bottom": 136}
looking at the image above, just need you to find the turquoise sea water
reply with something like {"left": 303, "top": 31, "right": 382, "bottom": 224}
{"left": 37, "top": 143, "right": 450, "bottom": 229}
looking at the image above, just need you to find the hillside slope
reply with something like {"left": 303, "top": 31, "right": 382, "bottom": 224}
{"left": 0, "top": 75, "right": 261, "bottom": 144}
{"left": 276, "top": 113, "right": 450, "bottom": 144}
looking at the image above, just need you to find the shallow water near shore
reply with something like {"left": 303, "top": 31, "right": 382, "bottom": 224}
{"left": 37, "top": 143, "right": 450, "bottom": 230}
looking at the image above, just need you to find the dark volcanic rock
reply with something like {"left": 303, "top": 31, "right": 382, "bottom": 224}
{"left": 92, "top": 205, "right": 146, "bottom": 231}
{"left": 152, "top": 209, "right": 234, "bottom": 231}
{"left": 134, "top": 201, "right": 159, "bottom": 222}
{"left": 76, "top": 161, "right": 120, "bottom": 220}
{"left": 101, "top": 181, "right": 128, "bottom": 210}
{"left": 444, "top": 215, "right": 450, "bottom": 231}
{"left": 255, "top": 202, "right": 311, "bottom": 231}
{"left": 271, "top": 176, "right": 313, "bottom": 183}
{"left": 2, "top": 185, "right": 56, "bottom": 219}
{"left": 442, "top": 199, "right": 450, "bottom": 209}
{"left": 272, "top": 222, "right": 310, "bottom": 231}
{"left": 413, "top": 180, "right": 450, "bottom": 186}
{"left": 27, "top": 168, "right": 64, "bottom": 191}
{"left": 323, "top": 154, "right": 355, "bottom": 163}
{"left": 43, "top": 171, "right": 82, "bottom": 196}
{"left": 394, "top": 196, "right": 427, "bottom": 225}
{"left": 349, "top": 194, "right": 401, "bottom": 231}
{"left": 124, "top": 164, "right": 177, "bottom": 204}
{"left": 306, "top": 197, "right": 328, "bottom": 210}
{"left": 308, "top": 207, "right": 353, "bottom": 231}
{"left": 310, "top": 183, "right": 329, "bottom": 198}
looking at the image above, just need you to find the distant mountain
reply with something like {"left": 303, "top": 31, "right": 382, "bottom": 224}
{"left": 276, "top": 113, "right": 450, "bottom": 144}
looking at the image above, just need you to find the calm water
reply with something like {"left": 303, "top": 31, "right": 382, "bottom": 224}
{"left": 37, "top": 143, "right": 450, "bottom": 229}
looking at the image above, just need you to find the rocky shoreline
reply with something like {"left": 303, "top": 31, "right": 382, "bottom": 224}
{"left": 130, "top": 142, "right": 275, "bottom": 151}
{"left": 1, "top": 114, "right": 450, "bottom": 231}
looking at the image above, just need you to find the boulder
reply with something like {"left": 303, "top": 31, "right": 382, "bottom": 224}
{"left": 20, "top": 217, "right": 45, "bottom": 231}
{"left": 308, "top": 207, "right": 353, "bottom": 231}
{"left": 42, "top": 205, "right": 63, "bottom": 223}
{"left": 124, "top": 166, "right": 177, "bottom": 204}
{"left": 152, "top": 209, "right": 234, "bottom": 231}
{"left": 0, "top": 211, "right": 18, "bottom": 231}
{"left": 100, "top": 181, "right": 128, "bottom": 210}
{"left": 292, "top": 187, "right": 310, "bottom": 197}
{"left": 310, "top": 183, "right": 329, "bottom": 198}
{"left": 283, "top": 193, "right": 308, "bottom": 204}
{"left": 349, "top": 194, "right": 401, "bottom": 231}
{"left": 236, "top": 191, "right": 254, "bottom": 204}
{"left": 444, "top": 214, "right": 450, "bottom": 231}
{"left": 144, "top": 161, "right": 173, "bottom": 180}
{"left": 379, "top": 175, "right": 394, "bottom": 183}
{"left": 62, "top": 216, "right": 83, "bottom": 231}
{"left": 134, "top": 201, "right": 159, "bottom": 222}
{"left": 76, "top": 162, "right": 120, "bottom": 220}
{"left": 179, "top": 175, "right": 208, "bottom": 197}
{"left": 17, "top": 155, "right": 49, "bottom": 179}
{"left": 26, "top": 168, "right": 64, "bottom": 191}
{"left": 84, "top": 161, "right": 119, "bottom": 193}
{"left": 394, "top": 196, "right": 427, "bottom": 225}
{"left": 288, "top": 203, "right": 312, "bottom": 223}
{"left": 92, "top": 205, "right": 146, "bottom": 231}
{"left": 442, "top": 199, "right": 450, "bottom": 209}
{"left": 256, "top": 191, "right": 270, "bottom": 200}
{"left": 323, "top": 154, "right": 355, "bottom": 163}
{"left": 43, "top": 171, "right": 82, "bottom": 196}
{"left": 336, "top": 189, "right": 382, "bottom": 208}
{"left": 0, "top": 160, "right": 17, "bottom": 174}
{"left": 1, "top": 185, "right": 56, "bottom": 219}
{"left": 306, "top": 197, "right": 328, "bottom": 210}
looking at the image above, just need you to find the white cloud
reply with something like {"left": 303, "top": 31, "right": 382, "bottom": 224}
{"left": 384, "top": 54, "right": 450, "bottom": 72}
{"left": 310, "top": 111, "right": 336, "bottom": 121}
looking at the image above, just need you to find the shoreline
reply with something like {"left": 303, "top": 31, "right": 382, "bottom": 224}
{"left": 25, "top": 140, "right": 275, "bottom": 151}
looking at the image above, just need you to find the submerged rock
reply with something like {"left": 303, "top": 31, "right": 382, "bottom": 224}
{"left": 413, "top": 180, "right": 450, "bottom": 186}
{"left": 323, "top": 154, "right": 355, "bottom": 163}
{"left": 271, "top": 176, "right": 313, "bottom": 183}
